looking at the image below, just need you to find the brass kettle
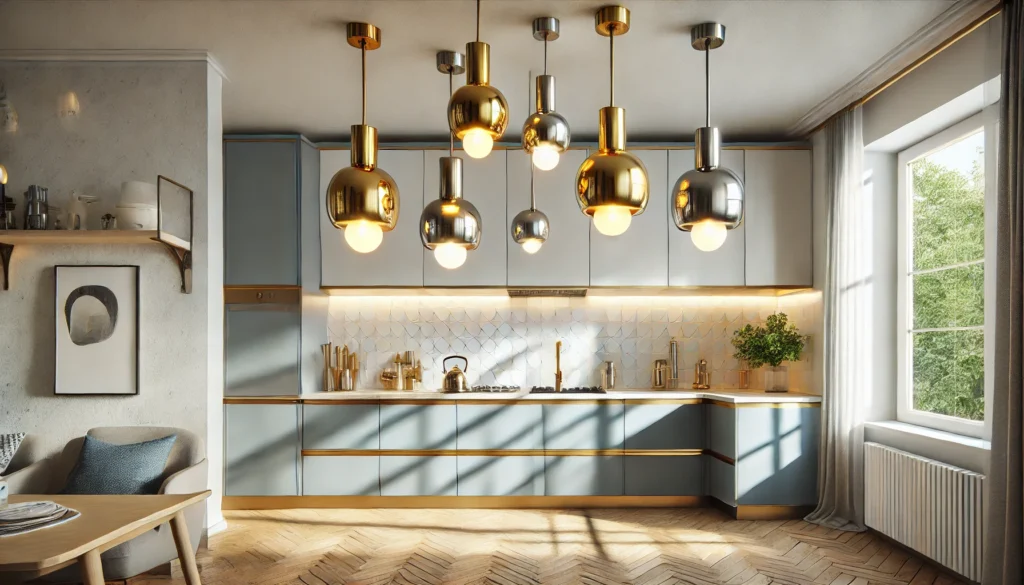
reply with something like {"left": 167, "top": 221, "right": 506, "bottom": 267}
{"left": 442, "top": 355, "right": 470, "bottom": 393}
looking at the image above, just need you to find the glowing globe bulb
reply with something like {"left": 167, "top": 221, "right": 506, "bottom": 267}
{"left": 690, "top": 219, "right": 728, "bottom": 252}
{"left": 434, "top": 243, "right": 468, "bottom": 269}
{"left": 462, "top": 129, "right": 494, "bottom": 159}
{"left": 520, "top": 239, "right": 543, "bottom": 254}
{"left": 531, "top": 146, "right": 560, "bottom": 171}
{"left": 592, "top": 205, "right": 632, "bottom": 237}
{"left": 344, "top": 220, "right": 383, "bottom": 254}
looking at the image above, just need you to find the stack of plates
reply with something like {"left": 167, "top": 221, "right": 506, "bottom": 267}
{"left": 117, "top": 181, "right": 158, "bottom": 230}
{"left": 0, "top": 501, "right": 80, "bottom": 537}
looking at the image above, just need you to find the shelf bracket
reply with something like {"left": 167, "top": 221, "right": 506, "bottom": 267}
{"left": 0, "top": 243, "right": 11, "bottom": 291}
{"left": 161, "top": 242, "right": 192, "bottom": 294}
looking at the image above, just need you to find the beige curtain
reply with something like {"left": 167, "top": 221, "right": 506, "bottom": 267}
{"left": 984, "top": 0, "right": 1024, "bottom": 582}
{"left": 805, "top": 107, "right": 867, "bottom": 532}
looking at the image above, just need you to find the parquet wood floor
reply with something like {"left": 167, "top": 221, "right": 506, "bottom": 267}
{"left": 124, "top": 508, "right": 968, "bottom": 585}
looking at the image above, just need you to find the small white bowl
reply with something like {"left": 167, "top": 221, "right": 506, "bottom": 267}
{"left": 116, "top": 205, "right": 158, "bottom": 230}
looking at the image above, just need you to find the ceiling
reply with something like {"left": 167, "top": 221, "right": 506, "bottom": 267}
{"left": 0, "top": 0, "right": 956, "bottom": 143}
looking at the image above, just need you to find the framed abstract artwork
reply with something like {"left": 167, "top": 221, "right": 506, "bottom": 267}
{"left": 54, "top": 265, "right": 139, "bottom": 395}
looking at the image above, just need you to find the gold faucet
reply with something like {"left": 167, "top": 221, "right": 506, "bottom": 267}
{"left": 554, "top": 340, "right": 563, "bottom": 392}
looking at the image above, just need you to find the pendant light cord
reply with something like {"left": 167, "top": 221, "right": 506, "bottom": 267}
{"left": 448, "top": 71, "right": 454, "bottom": 156}
{"left": 543, "top": 36, "right": 548, "bottom": 76}
{"left": 361, "top": 39, "right": 367, "bottom": 126}
{"left": 609, "top": 24, "right": 615, "bottom": 107}
{"left": 476, "top": 0, "right": 481, "bottom": 42}
{"left": 704, "top": 46, "right": 710, "bottom": 128}
{"left": 530, "top": 161, "right": 536, "bottom": 211}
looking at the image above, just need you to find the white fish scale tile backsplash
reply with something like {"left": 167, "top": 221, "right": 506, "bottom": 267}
{"left": 327, "top": 295, "right": 819, "bottom": 392}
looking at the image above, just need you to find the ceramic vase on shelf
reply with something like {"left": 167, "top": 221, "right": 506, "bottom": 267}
{"left": 67, "top": 192, "right": 98, "bottom": 230}
{"left": 764, "top": 365, "right": 789, "bottom": 393}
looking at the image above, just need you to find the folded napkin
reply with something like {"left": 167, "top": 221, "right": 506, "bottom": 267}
{"left": 0, "top": 501, "right": 80, "bottom": 537}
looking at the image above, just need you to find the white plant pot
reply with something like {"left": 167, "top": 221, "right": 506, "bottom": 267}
{"left": 764, "top": 365, "right": 789, "bottom": 393}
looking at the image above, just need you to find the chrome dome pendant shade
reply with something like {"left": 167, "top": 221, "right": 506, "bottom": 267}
{"left": 521, "top": 17, "right": 570, "bottom": 171}
{"left": 421, "top": 51, "right": 483, "bottom": 270}
{"left": 671, "top": 22, "right": 744, "bottom": 253}
{"left": 511, "top": 163, "right": 550, "bottom": 254}
{"left": 448, "top": 0, "right": 509, "bottom": 159}
{"left": 575, "top": 6, "right": 649, "bottom": 238}
{"left": 326, "top": 23, "right": 399, "bottom": 254}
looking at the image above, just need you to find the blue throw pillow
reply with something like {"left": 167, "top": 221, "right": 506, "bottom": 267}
{"left": 62, "top": 434, "right": 177, "bottom": 495}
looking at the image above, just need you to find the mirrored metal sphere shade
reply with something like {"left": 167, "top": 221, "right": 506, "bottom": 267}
{"left": 522, "top": 76, "right": 570, "bottom": 155}
{"left": 448, "top": 42, "right": 509, "bottom": 142}
{"left": 575, "top": 107, "right": 649, "bottom": 216}
{"left": 672, "top": 167, "right": 744, "bottom": 230}
{"left": 419, "top": 156, "right": 482, "bottom": 250}
{"left": 326, "top": 124, "right": 399, "bottom": 230}
{"left": 511, "top": 208, "right": 549, "bottom": 246}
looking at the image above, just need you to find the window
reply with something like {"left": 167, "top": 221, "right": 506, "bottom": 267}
{"left": 897, "top": 112, "right": 996, "bottom": 438}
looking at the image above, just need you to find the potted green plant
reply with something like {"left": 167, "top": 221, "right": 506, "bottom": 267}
{"left": 731, "top": 313, "right": 805, "bottom": 392}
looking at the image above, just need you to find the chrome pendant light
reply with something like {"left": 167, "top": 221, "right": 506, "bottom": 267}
{"left": 448, "top": 0, "right": 509, "bottom": 159}
{"left": 510, "top": 162, "right": 549, "bottom": 254}
{"left": 575, "top": 6, "right": 648, "bottom": 237}
{"left": 521, "top": 17, "right": 570, "bottom": 171}
{"left": 325, "top": 23, "right": 399, "bottom": 254}
{"left": 421, "top": 51, "right": 483, "bottom": 270}
{"left": 671, "top": 23, "right": 744, "bottom": 252}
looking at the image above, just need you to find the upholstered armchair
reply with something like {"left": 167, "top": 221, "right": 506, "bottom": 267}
{"left": 3, "top": 426, "right": 208, "bottom": 581}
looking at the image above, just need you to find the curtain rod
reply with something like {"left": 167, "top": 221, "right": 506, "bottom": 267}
{"left": 808, "top": 4, "right": 1001, "bottom": 136}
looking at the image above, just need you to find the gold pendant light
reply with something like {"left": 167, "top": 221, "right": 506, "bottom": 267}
{"left": 575, "top": 6, "right": 648, "bottom": 237}
{"left": 421, "top": 51, "right": 483, "bottom": 270}
{"left": 671, "top": 23, "right": 744, "bottom": 252}
{"left": 448, "top": 0, "right": 509, "bottom": 159}
{"left": 325, "top": 23, "right": 399, "bottom": 254}
{"left": 521, "top": 17, "right": 570, "bottom": 171}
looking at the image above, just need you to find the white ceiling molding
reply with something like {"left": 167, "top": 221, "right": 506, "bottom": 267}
{"left": 787, "top": 0, "right": 998, "bottom": 138}
{"left": 0, "top": 49, "right": 228, "bottom": 80}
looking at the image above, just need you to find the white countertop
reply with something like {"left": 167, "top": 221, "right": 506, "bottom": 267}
{"left": 294, "top": 389, "right": 821, "bottom": 404}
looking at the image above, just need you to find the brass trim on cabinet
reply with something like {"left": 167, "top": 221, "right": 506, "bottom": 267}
{"left": 705, "top": 450, "right": 736, "bottom": 466}
{"left": 223, "top": 397, "right": 301, "bottom": 405}
{"left": 224, "top": 396, "right": 821, "bottom": 408}
{"left": 224, "top": 286, "right": 302, "bottom": 305}
{"left": 223, "top": 495, "right": 706, "bottom": 510}
{"left": 732, "top": 504, "right": 814, "bottom": 521}
{"left": 302, "top": 448, "right": 726, "bottom": 459}
{"left": 622, "top": 399, "right": 702, "bottom": 405}
{"left": 705, "top": 399, "right": 820, "bottom": 409}
{"left": 621, "top": 449, "right": 703, "bottom": 457}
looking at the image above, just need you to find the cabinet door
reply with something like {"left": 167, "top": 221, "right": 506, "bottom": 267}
{"left": 624, "top": 455, "right": 703, "bottom": 496}
{"left": 544, "top": 455, "right": 623, "bottom": 496}
{"left": 543, "top": 402, "right": 625, "bottom": 450}
{"left": 589, "top": 150, "right": 669, "bottom": 286}
{"left": 224, "top": 140, "right": 299, "bottom": 285}
{"left": 320, "top": 150, "right": 425, "bottom": 286}
{"left": 667, "top": 149, "right": 746, "bottom": 286}
{"left": 303, "top": 404, "right": 379, "bottom": 450}
{"left": 380, "top": 456, "right": 458, "bottom": 496}
{"left": 225, "top": 404, "right": 299, "bottom": 496}
{"left": 423, "top": 151, "right": 507, "bottom": 286}
{"left": 458, "top": 456, "right": 545, "bottom": 496}
{"left": 506, "top": 150, "right": 590, "bottom": 286}
{"left": 624, "top": 403, "right": 703, "bottom": 450}
{"left": 744, "top": 150, "right": 813, "bottom": 286}
{"left": 706, "top": 404, "right": 736, "bottom": 460}
{"left": 224, "top": 305, "right": 300, "bottom": 396}
{"left": 735, "top": 405, "right": 820, "bottom": 505}
{"left": 457, "top": 404, "right": 542, "bottom": 450}
{"left": 303, "top": 456, "right": 380, "bottom": 496}
{"left": 380, "top": 404, "right": 457, "bottom": 450}
{"left": 706, "top": 454, "right": 736, "bottom": 506}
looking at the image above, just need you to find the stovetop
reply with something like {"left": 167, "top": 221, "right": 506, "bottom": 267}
{"left": 529, "top": 386, "right": 607, "bottom": 394}
{"left": 467, "top": 385, "right": 522, "bottom": 393}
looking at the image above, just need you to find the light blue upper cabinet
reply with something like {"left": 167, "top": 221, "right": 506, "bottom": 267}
{"left": 589, "top": 150, "right": 669, "bottom": 286}
{"left": 423, "top": 150, "right": 507, "bottom": 286}
{"left": 224, "top": 305, "right": 301, "bottom": 396}
{"left": 224, "top": 140, "right": 299, "bottom": 286}
{"left": 667, "top": 149, "right": 746, "bottom": 286}
{"left": 744, "top": 149, "right": 813, "bottom": 286}
{"left": 320, "top": 149, "right": 425, "bottom": 287}
{"left": 506, "top": 150, "right": 590, "bottom": 287}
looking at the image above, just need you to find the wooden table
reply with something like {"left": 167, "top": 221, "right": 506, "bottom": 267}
{"left": 0, "top": 491, "right": 210, "bottom": 585}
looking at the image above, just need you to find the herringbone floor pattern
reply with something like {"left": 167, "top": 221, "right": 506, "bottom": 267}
{"left": 130, "top": 508, "right": 968, "bottom": 585}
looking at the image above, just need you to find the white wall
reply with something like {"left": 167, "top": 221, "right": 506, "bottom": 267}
{"left": 0, "top": 60, "right": 224, "bottom": 526}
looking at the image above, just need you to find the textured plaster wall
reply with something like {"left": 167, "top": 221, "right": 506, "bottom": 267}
{"left": 0, "top": 61, "right": 222, "bottom": 524}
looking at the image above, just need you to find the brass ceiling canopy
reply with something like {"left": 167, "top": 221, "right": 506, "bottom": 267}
{"left": 575, "top": 5, "right": 649, "bottom": 237}
{"left": 510, "top": 162, "right": 550, "bottom": 254}
{"left": 672, "top": 22, "right": 744, "bottom": 253}
{"left": 448, "top": 0, "right": 509, "bottom": 159}
{"left": 521, "top": 17, "right": 570, "bottom": 171}
{"left": 421, "top": 51, "right": 483, "bottom": 270}
{"left": 325, "top": 22, "right": 400, "bottom": 254}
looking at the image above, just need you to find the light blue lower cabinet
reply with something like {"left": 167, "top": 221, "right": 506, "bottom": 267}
{"left": 706, "top": 404, "right": 736, "bottom": 460}
{"left": 380, "top": 456, "right": 458, "bottom": 496}
{"left": 544, "top": 455, "right": 623, "bottom": 496}
{"left": 623, "top": 456, "right": 703, "bottom": 496}
{"left": 456, "top": 404, "right": 543, "bottom": 450}
{"left": 303, "top": 404, "right": 379, "bottom": 450}
{"left": 543, "top": 403, "right": 625, "bottom": 450}
{"left": 224, "top": 404, "right": 300, "bottom": 496}
{"left": 380, "top": 404, "right": 457, "bottom": 450}
{"left": 705, "top": 455, "right": 736, "bottom": 506}
{"left": 302, "top": 456, "right": 380, "bottom": 496}
{"left": 457, "top": 456, "right": 545, "bottom": 496}
{"left": 624, "top": 404, "right": 703, "bottom": 450}
{"left": 735, "top": 406, "right": 820, "bottom": 505}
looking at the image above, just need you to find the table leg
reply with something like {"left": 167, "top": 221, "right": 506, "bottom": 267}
{"left": 170, "top": 510, "right": 202, "bottom": 585}
{"left": 79, "top": 549, "right": 104, "bottom": 585}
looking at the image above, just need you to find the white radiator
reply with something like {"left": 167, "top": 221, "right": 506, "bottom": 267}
{"left": 864, "top": 442, "right": 985, "bottom": 582}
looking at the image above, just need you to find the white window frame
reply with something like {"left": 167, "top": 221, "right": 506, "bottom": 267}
{"left": 896, "top": 110, "right": 997, "bottom": 439}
